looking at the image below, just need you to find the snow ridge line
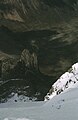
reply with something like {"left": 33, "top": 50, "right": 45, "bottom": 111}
{"left": 45, "top": 63, "right": 78, "bottom": 101}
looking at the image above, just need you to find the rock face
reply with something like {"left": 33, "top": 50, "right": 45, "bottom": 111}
{"left": 0, "top": 0, "right": 78, "bottom": 31}
{"left": 21, "top": 49, "right": 38, "bottom": 70}
{"left": 0, "top": 49, "right": 38, "bottom": 80}
{"left": 0, "top": 52, "right": 18, "bottom": 80}
{"left": 0, "top": 0, "right": 78, "bottom": 95}
{"left": 1, "top": 58, "right": 17, "bottom": 79}
{"left": 0, "top": 25, "right": 78, "bottom": 80}
{"left": 0, "top": 50, "right": 51, "bottom": 101}
{"left": 1, "top": 0, "right": 78, "bottom": 101}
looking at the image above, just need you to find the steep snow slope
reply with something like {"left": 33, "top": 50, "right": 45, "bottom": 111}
{"left": 1, "top": 84, "right": 78, "bottom": 120}
{"left": 45, "top": 63, "right": 78, "bottom": 101}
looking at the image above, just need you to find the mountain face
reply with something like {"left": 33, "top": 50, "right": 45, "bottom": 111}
{"left": 0, "top": 0, "right": 78, "bottom": 101}
{"left": 1, "top": 1, "right": 78, "bottom": 118}
{"left": 0, "top": 0, "right": 78, "bottom": 75}
{"left": 0, "top": 0, "right": 78, "bottom": 31}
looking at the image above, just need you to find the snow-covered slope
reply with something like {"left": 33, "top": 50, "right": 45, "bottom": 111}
{"left": 45, "top": 63, "right": 78, "bottom": 101}
{"left": 1, "top": 84, "right": 78, "bottom": 120}
{"left": 1, "top": 62, "right": 78, "bottom": 120}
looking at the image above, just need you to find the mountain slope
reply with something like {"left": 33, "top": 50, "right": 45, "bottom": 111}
{"left": 0, "top": 0, "right": 78, "bottom": 77}
{"left": 1, "top": 0, "right": 78, "bottom": 102}
{"left": 0, "top": 0, "right": 78, "bottom": 31}
{"left": 0, "top": 83, "right": 78, "bottom": 120}
{"left": 45, "top": 62, "right": 78, "bottom": 101}
{"left": 1, "top": 62, "right": 78, "bottom": 120}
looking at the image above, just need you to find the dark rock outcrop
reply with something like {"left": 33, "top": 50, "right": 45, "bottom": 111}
{"left": 0, "top": 49, "right": 39, "bottom": 80}
{"left": 0, "top": 56, "right": 18, "bottom": 80}
{"left": 21, "top": 49, "right": 38, "bottom": 70}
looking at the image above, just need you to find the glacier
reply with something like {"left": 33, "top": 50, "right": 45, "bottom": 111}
{"left": 1, "top": 63, "right": 78, "bottom": 120}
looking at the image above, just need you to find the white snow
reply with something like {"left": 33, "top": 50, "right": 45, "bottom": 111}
{"left": 45, "top": 62, "right": 78, "bottom": 101}
{"left": 1, "top": 62, "right": 78, "bottom": 119}
{"left": 4, "top": 118, "right": 32, "bottom": 120}
{"left": 1, "top": 87, "right": 78, "bottom": 120}
{"left": 6, "top": 93, "right": 32, "bottom": 103}
{"left": 72, "top": 63, "right": 78, "bottom": 74}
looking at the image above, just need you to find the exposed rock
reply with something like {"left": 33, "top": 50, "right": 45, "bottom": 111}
{"left": 21, "top": 49, "right": 31, "bottom": 68}
{"left": 10, "top": 60, "right": 26, "bottom": 79}
{"left": 0, "top": 49, "right": 39, "bottom": 80}
{"left": 0, "top": 0, "right": 78, "bottom": 88}
{"left": 21, "top": 49, "right": 38, "bottom": 70}
{"left": 1, "top": 57, "right": 18, "bottom": 80}
{"left": 1, "top": 0, "right": 78, "bottom": 101}
{"left": 31, "top": 52, "right": 38, "bottom": 70}
{"left": 0, "top": 0, "right": 78, "bottom": 31}
{"left": 0, "top": 51, "right": 19, "bottom": 80}
{"left": 0, "top": 60, "right": 2, "bottom": 77}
